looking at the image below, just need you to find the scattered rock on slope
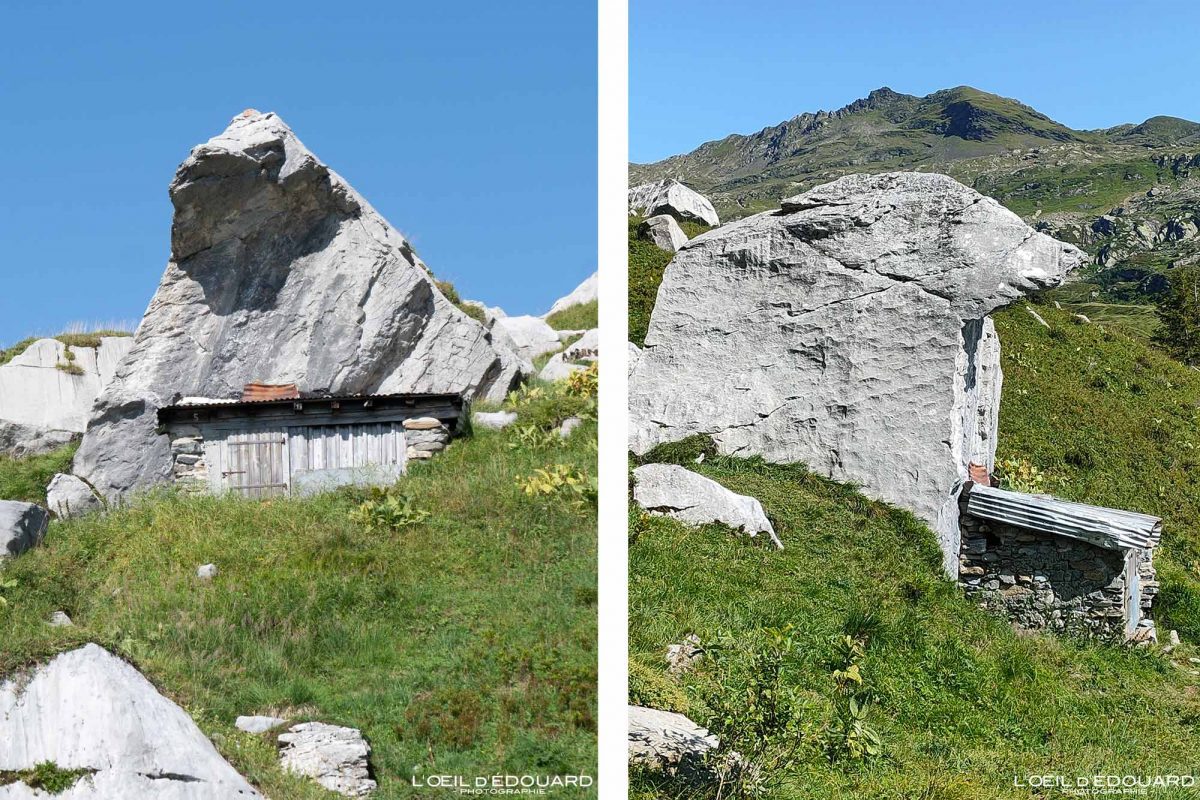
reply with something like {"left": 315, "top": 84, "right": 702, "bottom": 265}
{"left": 45, "top": 473, "right": 102, "bottom": 519}
{"left": 539, "top": 328, "right": 599, "bottom": 382}
{"left": 0, "top": 643, "right": 262, "bottom": 798}
{"left": 632, "top": 463, "right": 782, "bottom": 549}
{"left": 278, "top": 722, "right": 375, "bottom": 797}
{"left": 628, "top": 705, "right": 718, "bottom": 777}
{"left": 0, "top": 500, "right": 49, "bottom": 558}
{"left": 544, "top": 272, "right": 598, "bottom": 318}
{"left": 638, "top": 214, "right": 689, "bottom": 253}
{"left": 629, "top": 172, "right": 1082, "bottom": 573}
{"left": 53, "top": 111, "right": 526, "bottom": 509}
{"left": 492, "top": 315, "right": 563, "bottom": 361}
{"left": 629, "top": 179, "right": 720, "bottom": 227}
{"left": 0, "top": 336, "right": 133, "bottom": 456}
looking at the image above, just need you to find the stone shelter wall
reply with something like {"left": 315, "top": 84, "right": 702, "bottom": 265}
{"left": 958, "top": 508, "right": 1157, "bottom": 640}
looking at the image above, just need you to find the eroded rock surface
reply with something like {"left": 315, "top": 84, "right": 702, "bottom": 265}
{"left": 277, "top": 722, "right": 375, "bottom": 797}
{"left": 629, "top": 172, "right": 1082, "bottom": 572}
{"left": 628, "top": 705, "right": 718, "bottom": 775}
{"left": 0, "top": 643, "right": 261, "bottom": 798}
{"left": 633, "top": 464, "right": 782, "bottom": 549}
{"left": 59, "top": 111, "right": 524, "bottom": 506}
{"left": 0, "top": 337, "right": 133, "bottom": 456}
{"left": 629, "top": 180, "right": 720, "bottom": 227}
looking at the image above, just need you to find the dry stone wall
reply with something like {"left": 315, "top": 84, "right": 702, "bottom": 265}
{"left": 959, "top": 510, "right": 1157, "bottom": 639}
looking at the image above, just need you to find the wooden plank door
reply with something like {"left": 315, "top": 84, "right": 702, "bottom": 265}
{"left": 221, "top": 430, "right": 290, "bottom": 498}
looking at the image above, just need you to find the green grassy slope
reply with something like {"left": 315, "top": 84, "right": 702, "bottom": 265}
{"left": 0, "top": 387, "right": 597, "bottom": 798}
{"left": 629, "top": 218, "right": 709, "bottom": 346}
{"left": 629, "top": 237, "right": 1200, "bottom": 795}
{"left": 993, "top": 302, "right": 1200, "bottom": 638}
{"left": 629, "top": 450, "right": 1200, "bottom": 799}
{"left": 546, "top": 300, "right": 599, "bottom": 331}
{"left": 0, "top": 444, "right": 75, "bottom": 504}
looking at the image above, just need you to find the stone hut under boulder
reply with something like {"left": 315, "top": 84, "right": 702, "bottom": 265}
{"left": 959, "top": 482, "right": 1160, "bottom": 640}
{"left": 159, "top": 388, "right": 462, "bottom": 498}
{"left": 48, "top": 110, "right": 526, "bottom": 513}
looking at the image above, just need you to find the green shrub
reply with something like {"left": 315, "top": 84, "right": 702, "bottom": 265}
{"left": 638, "top": 434, "right": 717, "bottom": 467}
{"left": 348, "top": 486, "right": 430, "bottom": 531}
{"left": 628, "top": 657, "right": 689, "bottom": 714}
{"left": 434, "top": 279, "right": 487, "bottom": 324}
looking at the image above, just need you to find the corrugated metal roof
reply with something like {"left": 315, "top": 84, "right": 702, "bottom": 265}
{"left": 965, "top": 484, "right": 1162, "bottom": 551}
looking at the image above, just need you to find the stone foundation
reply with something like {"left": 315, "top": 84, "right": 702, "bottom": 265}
{"left": 959, "top": 508, "right": 1157, "bottom": 640}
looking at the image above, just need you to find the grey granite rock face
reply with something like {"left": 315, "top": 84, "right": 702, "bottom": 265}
{"left": 632, "top": 464, "right": 782, "bottom": 549}
{"left": 629, "top": 172, "right": 1083, "bottom": 573}
{"left": 61, "top": 111, "right": 523, "bottom": 506}
{"left": 0, "top": 643, "right": 262, "bottom": 798}
{"left": 629, "top": 180, "right": 720, "bottom": 227}
{"left": 0, "top": 500, "right": 49, "bottom": 558}
{"left": 278, "top": 722, "right": 375, "bottom": 797}
{"left": 639, "top": 214, "right": 689, "bottom": 253}
{"left": 0, "top": 337, "right": 133, "bottom": 456}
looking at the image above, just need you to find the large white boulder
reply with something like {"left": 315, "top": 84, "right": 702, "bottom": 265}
{"left": 629, "top": 180, "right": 720, "bottom": 227}
{"left": 277, "top": 722, "right": 375, "bottom": 797}
{"left": 638, "top": 215, "right": 689, "bottom": 253}
{"left": 58, "top": 111, "right": 526, "bottom": 506}
{"left": 629, "top": 172, "right": 1083, "bottom": 573}
{"left": 492, "top": 315, "right": 563, "bottom": 361}
{"left": 632, "top": 463, "right": 782, "bottom": 549}
{"left": 0, "top": 500, "right": 49, "bottom": 558}
{"left": 0, "top": 643, "right": 262, "bottom": 798}
{"left": 544, "top": 272, "right": 598, "bottom": 318}
{"left": 0, "top": 337, "right": 133, "bottom": 456}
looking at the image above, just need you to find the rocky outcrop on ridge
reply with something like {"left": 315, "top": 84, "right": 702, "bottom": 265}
{"left": 544, "top": 272, "right": 598, "bottom": 318}
{"left": 629, "top": 172, "right": 1083, "bottom": 573}
{"left": 629, "top": 180, "right": 720, "bottom": 227}
{"left": 0, "top": 643, "right": 261, "bottom": 798}
{"left": 632, "top": 464, "right": 782, "bottom": 549}
{"left": 0, "top": 336, "right": 133, "bottom": 456}
{"left": 53, "top": 111, "right": 525, "bottom": 507}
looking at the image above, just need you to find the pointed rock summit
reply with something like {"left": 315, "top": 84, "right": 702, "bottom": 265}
{"left": 55, "top": 111, "right": 524, "bottom": 506}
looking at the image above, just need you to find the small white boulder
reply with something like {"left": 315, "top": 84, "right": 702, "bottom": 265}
{"left": 633, "top": 463, "right": 782, "bottom": 549}
{"left": 473, "top": 410, "right": 517, "bottom": 430}
{"left": 236, "top": 715, "right": 287, "bottom": 734}
{"left": 197, "top": 563, "right": 218, "bottom": 580}
{"left": 278, "top": 721, "right": 376, "bottom": 797}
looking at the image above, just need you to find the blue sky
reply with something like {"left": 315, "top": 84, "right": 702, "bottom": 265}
{"left": 0, "top": 1, "right": 596, "bottom": 347}
{"left": 632, "top": 0, "right": 1200, "bottom": 163}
